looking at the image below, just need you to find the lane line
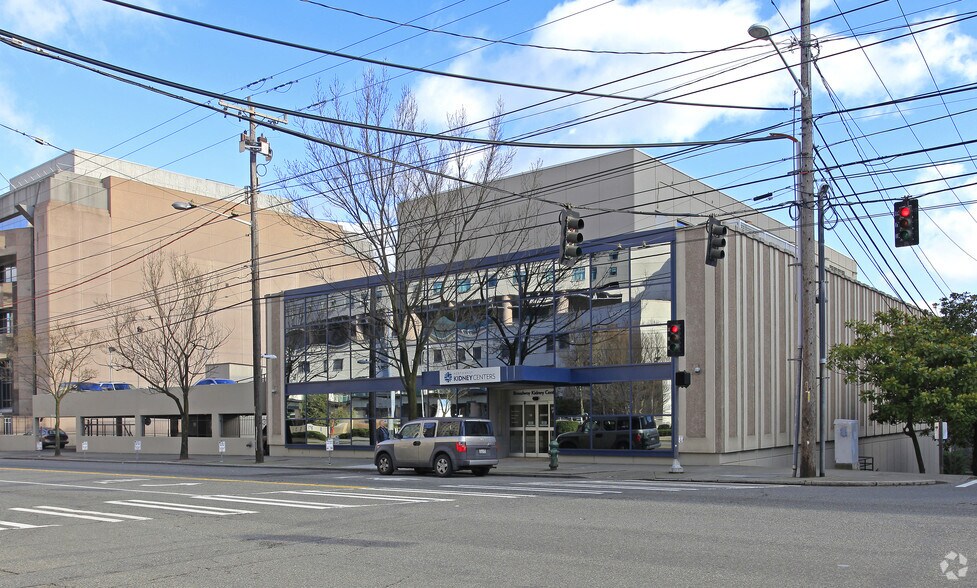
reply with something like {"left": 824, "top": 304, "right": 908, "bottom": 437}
{"left": 956, "top": 480, "right": 977, "bottom": 488}
{"left": 441, "top": 484, "right": 620, "bottom": 495}
{"left": 274, "top": 490, "right": 457, "bottom": 502}
{"left": 192, "top": 495, "right": 358, "bottom": 509}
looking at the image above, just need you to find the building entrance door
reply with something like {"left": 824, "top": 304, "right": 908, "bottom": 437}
{"left": 508, "top": 391, "right": 553, "bottom": 457}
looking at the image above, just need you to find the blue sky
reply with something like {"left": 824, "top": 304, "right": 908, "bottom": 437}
{"left": 1, "top": 0, "right": 976, "bottom": 308}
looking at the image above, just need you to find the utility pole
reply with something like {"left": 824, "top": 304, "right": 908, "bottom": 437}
{"left": 798, "top": 0, "right": 818, "bottom": 478}
{"left": 218, "top": 98, "right": 286, "bottom": 464}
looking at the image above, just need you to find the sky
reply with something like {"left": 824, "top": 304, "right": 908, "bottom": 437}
{"left": 1, "top": 0, "right": 976, "bottom": 309}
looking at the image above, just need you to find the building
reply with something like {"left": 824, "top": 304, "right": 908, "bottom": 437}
{"left": 0, "top": 150, "right": 364, "bottom": 451}
{"left": 267, "top": 150, "right": 937, "bottom": 472}
{"left": 5, "top": 150, "right": 938, "bottom": 471}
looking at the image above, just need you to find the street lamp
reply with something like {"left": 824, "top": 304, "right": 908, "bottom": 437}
{"left": 748, "top": 14, "right": 820, "bottom": 478}
{"left": 172, "top": 199, "right": 265, "bottom": 463}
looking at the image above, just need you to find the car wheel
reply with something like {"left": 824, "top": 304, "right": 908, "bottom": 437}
{"left": 376, "top": 453, "right": 394, "bottom": 475}
{"left": 472, "top": 466, "right": 491, "bottom": 477}
{"left": 433, "top": 453, "right": 454, "bottom": 478}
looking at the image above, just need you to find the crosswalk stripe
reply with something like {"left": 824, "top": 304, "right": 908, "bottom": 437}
{"left": 0, "top": 520, "right": 58, "bottom": 530}
{"left": 105, "top": 500, "right": 255, "bottom": 515}
{"left": 192, "top": 495, "right": 357, "bottom": 510}
{"left": 10, "top": 507, "right": 132, "bottom": 522}
{"left": 13, "top": 506, "right": 151, "bottom": 521}
{"left": 277, "top": 490, "right": 458, "bottom": 502}
{"left": 956, "top": 480, "right": 977, "bottom": 488}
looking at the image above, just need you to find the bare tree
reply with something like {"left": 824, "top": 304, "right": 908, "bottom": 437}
{"left": 15, "top": 322, "right": 99, "bottom": 456}
{"left": 281, "top": 70, "right": 523, "bottom": 420}
{"left": 102, "top": 253, "right": 229, "bottom": 460}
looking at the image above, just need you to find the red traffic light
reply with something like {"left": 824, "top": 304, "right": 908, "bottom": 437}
{"left": 669, "top": 324, "right": 680, "bottom": 334}
{"left": 893, "top": 198, "right": 919, "bottom": 247}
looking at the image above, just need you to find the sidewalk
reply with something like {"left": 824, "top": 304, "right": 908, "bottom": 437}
{"left": 4, "top": 449, "right": 971, "bottom": 487}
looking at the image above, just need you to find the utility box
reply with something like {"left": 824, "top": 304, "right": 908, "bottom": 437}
{"left": 834, "top": 419, "right": 859, "bottom": 469}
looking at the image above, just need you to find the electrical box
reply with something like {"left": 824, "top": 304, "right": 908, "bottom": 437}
{"left": 834, "top": 419, "right": 859, "bottom": 468}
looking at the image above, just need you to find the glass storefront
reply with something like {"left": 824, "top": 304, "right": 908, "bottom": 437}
{"left": 282, "top": 234, "right": 675, "bottom": 455}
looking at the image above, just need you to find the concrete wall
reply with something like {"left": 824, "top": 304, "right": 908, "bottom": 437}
{"left": 32, "top": 383, "right": 261, "bottom": 457}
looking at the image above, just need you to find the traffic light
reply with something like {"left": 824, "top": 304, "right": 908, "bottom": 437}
{"left": 666, "top": 319, "right": 685, "bottom": 357}
{"left": 561, "top": 208, "right": 584, "bottom": 265}
{"left": 894, "top": 198, "right": 919, "bottom": 247}
{"left": 705, "top": 216, "right": 727, "bottom": 266}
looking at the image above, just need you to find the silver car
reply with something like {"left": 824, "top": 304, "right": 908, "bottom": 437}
{"left": 374, "top": 417, "right": 498, "bottom": 477}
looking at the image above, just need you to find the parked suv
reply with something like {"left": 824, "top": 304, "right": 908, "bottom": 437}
{"left": 556, "top": 415, "right": 661, "bottom": 450}
{"left": 374, "top": 417, "right": 498, "bottom": 477}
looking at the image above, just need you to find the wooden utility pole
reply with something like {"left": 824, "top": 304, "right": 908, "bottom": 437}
{"left": 798, "top": 0, "right": 818, "bottom": 478}
{"left": 218, "top": 98, "right": 286, "bottom": 464}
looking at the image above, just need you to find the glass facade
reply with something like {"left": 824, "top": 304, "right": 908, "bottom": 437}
{"left": 283, "top": 235, "right": 675, "bottom": 454}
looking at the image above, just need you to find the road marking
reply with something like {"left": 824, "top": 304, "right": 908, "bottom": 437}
{"left": 956, "top": 480, "right": 977, "bottom": 488}
{"left": 519, "top": 479, "right": 789, "bottom": 490}
{"left": 299, "top": 487, "right": 532, "bottom": 499}
{"left": 105, "top": 500, "right": 255, "bottom": 515}
{"left": 0, "top": 520, "right": 58, "bottom": 530}
{"left": 140, "top": 483, "right": 201, "bottom": 487}
{"left": 442, "top": 484, "right": 617, "bottom": 495}
{"left": 192, "top": 495, "right": 359, "bottom": 510}
{"left": 10, "top": 506, "right": 150, "bottom": 522}
{"left": 273, "top": 490, "right": 458, "bottom": 503}
{"left": 94, "top": 479, "right": 150, "bottom": 484}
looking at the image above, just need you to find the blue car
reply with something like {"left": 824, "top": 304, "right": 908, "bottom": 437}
{"left": 60, "top": 382, "right": 103, "bottom": 392}
{"left": 194, "top": 379, "right": 236, "bottom": 386}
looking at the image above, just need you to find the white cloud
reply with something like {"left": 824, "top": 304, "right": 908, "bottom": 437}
{"left": 416, "top": 0, "right": 773, "bottom": 146}
{"left": 814, "top": 15, "right": 977, "bottom": 101}
{"left": 0, "top": 0, "right": 162, "bottom": 41}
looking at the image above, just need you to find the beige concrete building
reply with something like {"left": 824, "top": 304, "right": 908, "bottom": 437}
{"left": 0, "top": 150, "right": 365, "bottom": 424}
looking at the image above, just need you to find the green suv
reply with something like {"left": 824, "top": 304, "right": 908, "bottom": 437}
{"left": 374, "top": 417, "right": 499, "bottom": 477}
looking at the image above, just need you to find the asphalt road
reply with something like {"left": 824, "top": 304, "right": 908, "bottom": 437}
{"left": 1, "top": 458, "right": 975, "bottom": 587}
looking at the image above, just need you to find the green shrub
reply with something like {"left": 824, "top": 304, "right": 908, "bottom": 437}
{"left": 944, "top": 449, "right": 972, "bottom": 475}
{"left": 306, "top": 430, "right": 327, "bottom": 442}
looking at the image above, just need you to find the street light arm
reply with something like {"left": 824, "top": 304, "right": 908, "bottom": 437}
{"left": 765, "top": 38, "right": 808, "bottom": 97}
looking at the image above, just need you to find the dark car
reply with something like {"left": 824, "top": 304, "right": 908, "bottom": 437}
{"left": 38, "top": 427, "right": 69, "bottom": 448}
{"left": 374, "top": 417, "right": 498, "bottom": 477}
{"left": 556, "top": 415, "right": 661, "bottom": 450}
{"left": 194, "top": 378, "right": 236, "bottom": 385}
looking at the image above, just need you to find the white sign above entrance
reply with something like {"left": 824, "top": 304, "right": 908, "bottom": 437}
{"left": 439, "top": 367, "right": 501, "bottom": 385}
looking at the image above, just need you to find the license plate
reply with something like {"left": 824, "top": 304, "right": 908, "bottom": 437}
{"left": 478, "top": 448, "right": 487, "bottom": 455}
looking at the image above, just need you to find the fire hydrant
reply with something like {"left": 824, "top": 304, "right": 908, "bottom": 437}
{"left": 548, "top": 439, "right": 559, "bottom": 470}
